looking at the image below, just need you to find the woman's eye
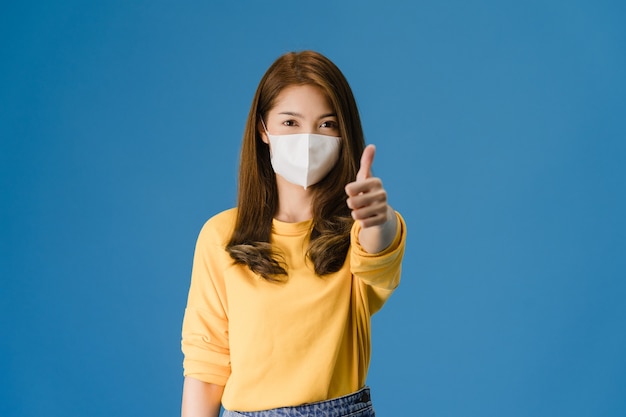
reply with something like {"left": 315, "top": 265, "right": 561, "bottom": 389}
{"left": 321, "top": 121, "right": 338, "bottom": 129}
{"left": 282, "top": 120, "right": 297, "bottom": 127}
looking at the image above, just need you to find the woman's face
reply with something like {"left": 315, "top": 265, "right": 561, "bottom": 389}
{"left": 261, "top": 84, "right": 340, "bottom": 142}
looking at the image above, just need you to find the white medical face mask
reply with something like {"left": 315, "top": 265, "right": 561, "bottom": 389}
{"left": 262, "top": 121, "right": 341, "bottom": 189}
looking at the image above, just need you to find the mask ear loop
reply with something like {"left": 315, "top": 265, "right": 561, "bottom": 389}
{"left": 259, "top": 116, "right": 272, "bottom": 155}
{"left": 259, "top": 116, "right": 270, "bottom": 135}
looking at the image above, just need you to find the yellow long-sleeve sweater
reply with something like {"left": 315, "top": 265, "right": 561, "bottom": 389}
{"left": 181, "top": 208, "right": 406, "bottom": 411}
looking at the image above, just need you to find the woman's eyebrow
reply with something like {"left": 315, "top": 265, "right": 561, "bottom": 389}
{"left": 278, "top": 111, "right": 303, "bottom": 117}
{"left": 277, "top": 111, "right": 337, "bottom": 118}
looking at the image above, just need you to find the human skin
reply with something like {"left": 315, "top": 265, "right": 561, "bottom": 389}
{"left": 181, "top": 377, "right": 223, "bottom": 417}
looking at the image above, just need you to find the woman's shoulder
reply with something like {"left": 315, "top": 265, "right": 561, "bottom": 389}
{"left": 197, "top": 207, "right": 238, "bottom": 244}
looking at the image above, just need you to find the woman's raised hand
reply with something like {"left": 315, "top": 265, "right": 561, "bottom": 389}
{"left": 345, "top": 145, "right": 397, "bottom": 253}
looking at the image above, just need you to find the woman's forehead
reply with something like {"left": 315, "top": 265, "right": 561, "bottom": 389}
{"left": 270, "top": 85, "right": 334, "bottom": 116}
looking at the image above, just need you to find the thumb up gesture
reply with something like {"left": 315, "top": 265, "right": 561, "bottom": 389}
{"left": 345, "top": 145, "right": 397, "bottom": 253}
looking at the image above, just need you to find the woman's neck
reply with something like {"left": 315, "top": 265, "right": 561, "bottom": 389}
{"left": 274, "top": 175, "right": 314, "bottom": 223}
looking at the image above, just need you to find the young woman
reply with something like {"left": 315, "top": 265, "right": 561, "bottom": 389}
{"left": 181, "top": 50, "right": 406, "bottom": 417}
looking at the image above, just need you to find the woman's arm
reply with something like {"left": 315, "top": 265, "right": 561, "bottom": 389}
{"left": 181, "top": 377, "right": 224, "bottom": 417}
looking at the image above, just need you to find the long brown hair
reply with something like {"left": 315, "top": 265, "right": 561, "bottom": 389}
{"left": 226, "top": 51, "right": 365, "bottom": 281}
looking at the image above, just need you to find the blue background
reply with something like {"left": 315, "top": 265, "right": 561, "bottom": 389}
{"left": 1, "top": 1, "right": 625, "bottom": 416}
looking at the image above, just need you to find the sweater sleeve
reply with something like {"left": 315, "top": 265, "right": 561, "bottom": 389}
{"left": 350, "top": 211, "right": 407, "bottom": 314}
{"left": 181, "top": 218, "right": 231, "bottom": 385}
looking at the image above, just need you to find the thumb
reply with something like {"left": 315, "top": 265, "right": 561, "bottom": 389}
{"left": 356, "top": 144, "right": 376, "bottom": 182}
